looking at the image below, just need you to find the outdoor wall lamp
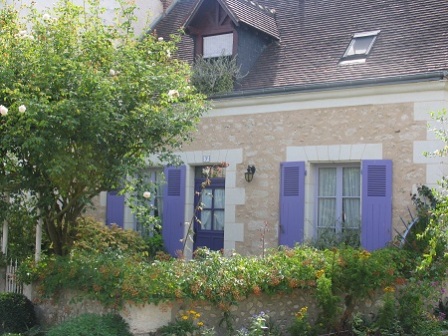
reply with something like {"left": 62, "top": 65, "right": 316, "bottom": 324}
{"left": 244, "top": 165, "right": 256, "bottom": 183}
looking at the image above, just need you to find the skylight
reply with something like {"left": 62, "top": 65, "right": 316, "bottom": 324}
{"left": 340, "top": 30, "right": 380, "bottom": 65}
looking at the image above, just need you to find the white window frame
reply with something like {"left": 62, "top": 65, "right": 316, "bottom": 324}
{"left": 314, "top": 163, "right": 361, "bottom": 245}
{"left": 340, "top": 30, "right": 380, "bottom": 64}
{"left": 203, "top": 33, "right": 233, "bottom": 58}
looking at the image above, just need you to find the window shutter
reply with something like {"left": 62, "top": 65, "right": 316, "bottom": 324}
{"left": 279, "top": 162, "right": 305, "bottom": 247}
{"left": 162, "top": 165, "right": 186, "bottom": 257}
{"left": 106, "top": 191, "right": 124, "bottom": 227}
{"left": 361, "top": 160, "right": 392, "bottom": 250}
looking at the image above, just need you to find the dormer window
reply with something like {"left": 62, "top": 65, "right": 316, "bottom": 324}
{"left": 203, "top": 33, "right": 234, "bottom": 58}
{"left": 340, "top": 30, "right": 380, "bottom": 65}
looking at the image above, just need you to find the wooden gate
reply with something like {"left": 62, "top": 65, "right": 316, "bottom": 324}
{"left": 6, "top": 260, "right": 23, "bottom": 294}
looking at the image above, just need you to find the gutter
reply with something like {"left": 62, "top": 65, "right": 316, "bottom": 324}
{"left": 211, "top": 70, "right": 448, "bottom": 100}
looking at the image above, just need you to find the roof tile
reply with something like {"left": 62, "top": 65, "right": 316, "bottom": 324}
{"left": 153, "top": 0, "right": 448, "bottom": 94}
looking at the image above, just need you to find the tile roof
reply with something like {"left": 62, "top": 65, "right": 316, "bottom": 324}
{"left": 153, "top": 0, "right": 448, "bottom": 95}
{"left": 222, "top": 0, "right": 280, "bottom": 40}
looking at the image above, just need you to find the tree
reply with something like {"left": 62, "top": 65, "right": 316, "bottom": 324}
{"left": 418, "top": 109, "right": 448, "bottom": 269}
{"left": 0, "top": 0, "right": 207, "bottom": 255}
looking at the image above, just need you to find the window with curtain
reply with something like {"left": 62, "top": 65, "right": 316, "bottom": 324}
{"left": 203, "top": 33, "right": 233, "bottom": 58}
{"left": 316, "top": 164, "right": 361, "bottom": 247}
{"left": 134, "top": 169, "right": 164, "bottom": 236}
{"left": 200, "top": 187, "right": 225, "bottom": 231}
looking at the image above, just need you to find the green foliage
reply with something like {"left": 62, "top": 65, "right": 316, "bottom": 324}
{"left": 0, "top": 293, "right": 38, "bottom": 335}
{"left": 0, "top": 198, "right": 50, "bottom": 262}
{"left": 71, "top": 217, "right": 148, "bottom": 256}
{"left": 351, "top": 279, "right": 443, "bottom": 336}
{"left": 236, "top": 312, "right": 282, "bottom": 336}
{"left": 158, "top": 309, "right": 214, "bottom": 336}
{"left": 400, "top": 185, "right": 440, "bottom": 257}
{"left": 191, "top": 55, "right": 244, "bottom": 96}
{"left": 46, "top": 313, "right": 132, "bottom": 336}
{"left": 315, "top": 272, "right": 340, "bottom": 331}
{"left": 21, "top": 245, "right": 411, "bottom": 316}
{"left": 419, "top": 109, "right": 448, "bottom": 268}
{"left": 376, "top": 291, "right": 398, "bottom": 333}
{"left": 396, "top": 280, "right": 440, "bottom": 335}
{"left": 288, "top": 307, "right": 315, "bottom": 336}
{"left": 0, "top": 0, "right": 207, "bottom": 255}
{"left": 143, "top": 233, "right": 165, "bottom": 258}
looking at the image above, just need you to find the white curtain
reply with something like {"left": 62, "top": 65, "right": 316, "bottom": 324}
{"left": 200, "top": 188, "right": 225, "bottom": 231}
{"left": 317, "top": 167, "right": 361, "bottom": 242}
{"left": 214, "top": 189, "right": 225, "bottom": 231}
{"left": 343, "top": 167, "right": 361, "bottom": 229}
{"left": 318, "top": 168, "right": 337, "bottom": 231}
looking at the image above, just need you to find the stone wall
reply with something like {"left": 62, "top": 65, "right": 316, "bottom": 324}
{"left": 33, "top": 288, "right": 385, "bottom": 336}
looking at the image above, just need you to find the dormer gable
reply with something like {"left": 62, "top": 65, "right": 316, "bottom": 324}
{"left": 185, "top": 0, "right": 237, "bottom": 58}
{"left": 183, "top": 0, "right": 279, "bottom": 58}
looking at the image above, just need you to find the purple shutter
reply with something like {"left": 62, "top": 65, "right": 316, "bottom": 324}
{"left": 361, "top": 160, "right": 392, "bottom": 251}
{"left": 279, "top": 162, "right": 305, "bottom": 247}
{"left": 162, "top": 165, "right": 186, "bottom": 257}
{"left": 106, "top": 191, "right": 125, "bottom": 227}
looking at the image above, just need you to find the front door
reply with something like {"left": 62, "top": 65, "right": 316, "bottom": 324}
{"left": 193, "top": 178, "right": 225, "bottom": 252}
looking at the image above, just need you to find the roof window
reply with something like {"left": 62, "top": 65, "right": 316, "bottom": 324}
{"left": 340, "top": 30, "right": 380, "bottom": 65}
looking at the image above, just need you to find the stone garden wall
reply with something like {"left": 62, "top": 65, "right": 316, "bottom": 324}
{"left": 32, "top": 287, "right": 384, "bottom": 335}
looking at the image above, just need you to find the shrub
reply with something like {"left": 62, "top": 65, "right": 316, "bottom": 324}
{"left": 0, "top": 292, "right": 37, "bottom": 334}
{"left": 288, "top": 307, "right": 314, "bottom": 336}
{"left": 46, "top": 313, "right": 132, "bottom": 336}
{"left": 72, "top": 217, "right": 148, "bottom": 256}
{"left": 191, "top": 55, "right": 244, "bottom": 96}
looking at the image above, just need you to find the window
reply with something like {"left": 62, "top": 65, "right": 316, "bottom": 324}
{"left": 134, "top": 169, "right": 164, "bottom": 237}
{"left": 279, "top": 160, "right": 392, "bottom": 251}
{"left": 199, "top": 187, "right": 225, "bottom": 231}
{"left": 340, "top": 30, "right": 380, "bottom": 64}
{"left": 203, "top": 33, "right": 233, "bottom": 58}
{"left": 315, "top": 164, "right": 361, "bottom": 247}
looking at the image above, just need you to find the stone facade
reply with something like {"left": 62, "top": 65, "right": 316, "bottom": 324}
{"left": 182, "top": 101, "right": 425, "bottom": 255}
{"left": 91, "top": 81, "right": 448, "bottom": 257}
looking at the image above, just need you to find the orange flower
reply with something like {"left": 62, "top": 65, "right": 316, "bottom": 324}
{"left": 252, "top": 285, "right": 261, "bottom": 296}
{"left": 288, "top": 279, "right": 299, "bottom": 288}
{"left": 395, "top": 277, "right": 406, "bottom": 285}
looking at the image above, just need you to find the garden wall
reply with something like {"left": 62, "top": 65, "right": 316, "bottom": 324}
{"left": 31, "top": 287, "right": 384, "bottom": 335}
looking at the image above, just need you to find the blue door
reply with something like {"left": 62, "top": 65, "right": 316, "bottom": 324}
{"left": 193, "top": 178, "right": 225, "bottom": 252}
{"left": 106, "top": 191, "right": 125, "bottom": 227}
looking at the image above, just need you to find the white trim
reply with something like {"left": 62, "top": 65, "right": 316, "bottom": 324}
{"left": 353, "top": 30, "right": 381, "bottom": 38}
{"left": 413, "top": 99, "right": 448, "bottom": 188}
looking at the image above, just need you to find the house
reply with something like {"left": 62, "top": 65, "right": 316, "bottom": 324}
{"left": 102, "top": 0, "right": 448, "bottom": 257}
{"left": 1, "top": 0, "right": 164, "bottom": 37}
